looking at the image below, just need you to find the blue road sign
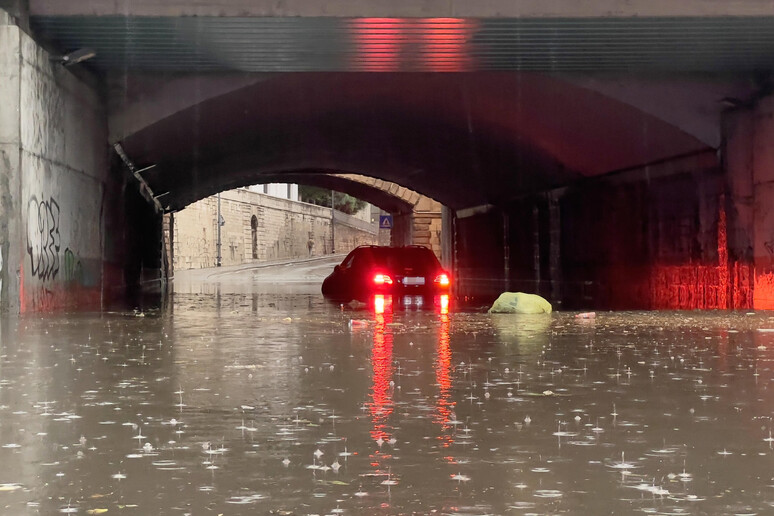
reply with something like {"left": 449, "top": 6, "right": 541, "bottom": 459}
{"left": 379, "top": 215, "right": 393, "bottom": 229}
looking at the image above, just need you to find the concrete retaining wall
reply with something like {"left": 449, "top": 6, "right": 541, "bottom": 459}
{"left": 172, "top": 188, "right": 378, "bottom": 270}
{"left": 556, "top": 153, "right": 726, "bottom": 310}
{"left": 0, "top": 12, "right": 110, "bottom": 312}
{"left": 454, "top": 151, "right": 731, "bottom": 310}
{"left": 724, "top": 96, "right": 774, "bottom": 310}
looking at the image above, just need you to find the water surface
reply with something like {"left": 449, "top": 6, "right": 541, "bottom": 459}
{"left": 3, "top": 275, "right": 774, "bottom": 514}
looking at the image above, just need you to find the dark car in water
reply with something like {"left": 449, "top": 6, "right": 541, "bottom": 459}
{"left": 321, "top": 245, "right": 451, "bottom": 307}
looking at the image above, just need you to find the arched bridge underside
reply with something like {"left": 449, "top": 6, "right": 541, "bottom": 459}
{"left": 118, "top": 73, "right": 712, "bottom": 214}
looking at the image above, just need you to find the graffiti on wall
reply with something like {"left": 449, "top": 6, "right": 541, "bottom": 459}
{"left": 63, "top": 248, "right": 82, "bottom": 283}
{"left": 26, "top": 196, "right": 60, "bottom": 281}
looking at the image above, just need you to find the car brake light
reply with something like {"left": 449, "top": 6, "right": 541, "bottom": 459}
{"left": 373, "top": 273, "right": 393, "bottom": 285}
{"left": 434, "top": 273, "right": 451, "bottom": 287}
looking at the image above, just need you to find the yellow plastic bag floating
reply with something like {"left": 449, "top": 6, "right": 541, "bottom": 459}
{"left": 488, "top": 292, "right": 552, "bottom": 314}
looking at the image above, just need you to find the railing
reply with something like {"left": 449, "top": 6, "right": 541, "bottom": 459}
{"left": 333, "top": 210, "right": 378, "bottom": 234}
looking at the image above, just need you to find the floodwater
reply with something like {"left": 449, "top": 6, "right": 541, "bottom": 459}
{"left": 4, "top": 263, "right": 774, "bottom": 514}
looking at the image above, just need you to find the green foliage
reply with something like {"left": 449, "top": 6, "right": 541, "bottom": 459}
{"left": 298, "top": 185, "right": 367, "bottom": 215}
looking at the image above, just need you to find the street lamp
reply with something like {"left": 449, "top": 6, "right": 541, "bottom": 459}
{"left": 51, "top": 48, "right": 96, "bottom": 67}
{"left": 331, "top": 190, "right": 335, "bottom": 254}
{"left": 216, "top": 192, "right": 224, "bottom": 267}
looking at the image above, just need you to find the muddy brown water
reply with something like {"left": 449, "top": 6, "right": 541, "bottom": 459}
{"left": 3, "top": 274, "right": 774, "bottom": 514}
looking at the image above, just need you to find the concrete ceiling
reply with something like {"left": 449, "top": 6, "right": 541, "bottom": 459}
{"left": 27, "top": 0, "right": 774, "bottom": 20}
{"left": 29, "top": 15, "right": 774, "bottom": 73}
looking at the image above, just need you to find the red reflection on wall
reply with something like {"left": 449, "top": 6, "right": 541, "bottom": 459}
{"left": 717, "top": 198, "right": 730, "bottom": 309}
{"left": 422, "top": 18, "right": 474, "bottom": 72}
{"left": 647, "top": 196, "right": 754, "bottom": 311}
{"left": 754, "top": 272, "right": 774, "bottom": 310}
{"left": 349, "top": 18, "right": 402, "bottom": 72}
{"left": 434, "top": 312, "right": 455, "bottom": 450}
{"left": 349, "top": 18, "right": 477, "bottom": 71}
{"left": 369, "top": 309, "right": 394, "bottom": 444}
{"left": 19, "top": 262, "right": 25, "bottom": 313}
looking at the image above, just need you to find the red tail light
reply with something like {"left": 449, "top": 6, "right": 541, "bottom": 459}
{"left": 373, "top": 273, "right": 393, "bottom": 285}
{"left": 434, "top": 273, "right": 451, "bottom": 287}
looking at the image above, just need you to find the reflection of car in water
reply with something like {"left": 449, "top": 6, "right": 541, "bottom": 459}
{"left": 322, "top": 245, "right": 451, "bottom": 309}
{"left": 490, "top": 313, "right": 552, "bottom": 354}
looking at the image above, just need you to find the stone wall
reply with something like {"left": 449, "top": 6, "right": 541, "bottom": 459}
{"left": 332, "top": 211, "right": 380, "bottom": 254}
{"left": 0, "top": 12, "right": 110, "bottom": 312}
{"left": 412, "top": 196, "right": 443, "bottom": 258}
{"left": 173, "top": 188, "right": 378, "bottom": 270}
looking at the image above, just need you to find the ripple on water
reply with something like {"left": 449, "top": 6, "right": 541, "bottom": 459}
{"left": 225, "top": 493, "right": 266, "bottom": 504}
{"left": 534, "top": 490, "right": 563, "bottom": 498}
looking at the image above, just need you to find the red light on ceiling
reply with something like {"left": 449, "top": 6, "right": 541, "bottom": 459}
{"left": 348, "top": 17, "right": 477, "bottom": 72}
{"left": 350, "top": 18, "right": 402, "bottom": 72}
{"left": 422, "top": 18, "right": 475, "bottom": 72}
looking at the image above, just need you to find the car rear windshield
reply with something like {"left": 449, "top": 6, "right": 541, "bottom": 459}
{"left": 370, "top": 247, "right": 440, "bottom": 270}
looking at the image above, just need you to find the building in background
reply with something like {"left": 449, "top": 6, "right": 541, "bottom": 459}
{"left": 245, "top": 183, "right": 299, "bottom": 201}
{"left": 171, "top": 185, "right": 378, "bottom": 270}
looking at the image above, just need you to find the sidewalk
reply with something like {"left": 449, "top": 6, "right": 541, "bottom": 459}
{"left": 171, "top": 254, "right": 346, "bottom": 282}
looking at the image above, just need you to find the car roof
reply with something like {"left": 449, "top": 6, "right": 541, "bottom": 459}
{"left": 352, "top": 245, "right": 433, "bottom": 253}
{"left": 345, "top": 245, "right": 440, "bottom": 268}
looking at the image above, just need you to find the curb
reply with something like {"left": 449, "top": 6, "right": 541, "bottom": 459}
{"left": 171, "top": 254, "right": 346, "bottom": 281}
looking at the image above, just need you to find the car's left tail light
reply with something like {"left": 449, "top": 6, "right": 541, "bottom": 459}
{"left": 434, "top": 273, "right": 451, "bottom": 287}
{"left": 373, "top": 273, "right": 393, "bottom": 285}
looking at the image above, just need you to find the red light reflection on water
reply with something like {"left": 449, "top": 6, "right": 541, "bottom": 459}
{"left": 367, "top": 298, "right": 396, "bottom": 477}
{"left": 369, "top": 300, "right": 394, "bottom": 444}
{"left": 434, "top": 312, "right": 455, "bottom": 451}
{"left": 437, "top": 294, "right": 450, "bottom": 314}
{"left": 374, "top": 294, "right": 393, "bottom": 314}
{"left": 367, "top": 296, "right": 455, "bottom": 471}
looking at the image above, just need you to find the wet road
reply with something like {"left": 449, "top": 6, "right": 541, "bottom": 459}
{"left": 3, "top": 258, "right": 774, "bottom": 514}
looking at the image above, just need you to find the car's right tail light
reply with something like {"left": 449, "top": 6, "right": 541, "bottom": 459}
{"left": 434, "top": 273, "right": 451, "bottom": 287}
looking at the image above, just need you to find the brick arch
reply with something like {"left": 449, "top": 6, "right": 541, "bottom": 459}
{"left": 332, "top": 174, "right": 443, "bottom": 255}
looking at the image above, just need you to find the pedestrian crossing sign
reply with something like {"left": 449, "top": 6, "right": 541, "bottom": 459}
{"left": 379, "top": 215, "right": 393, "bottom": 229}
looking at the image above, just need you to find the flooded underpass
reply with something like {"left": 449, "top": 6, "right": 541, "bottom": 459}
{"left": 3, "top": 261, "right": 774, "bottom": 514}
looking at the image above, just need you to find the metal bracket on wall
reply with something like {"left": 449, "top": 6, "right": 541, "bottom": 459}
{"left": 113, "top": 143, "right": 163, "bottom": 213}
{"left": 456, "top": 203, "right": 495, "bottom": 219}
